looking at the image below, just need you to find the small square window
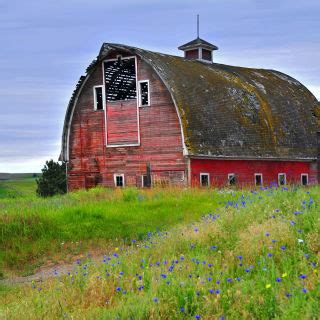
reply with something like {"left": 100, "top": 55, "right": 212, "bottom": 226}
{"left": 200, "top": 173, "right": 209, "bottom": 187}
{"left": 278, "top": 173, "right": 286, "bottom": 186}
{"left": 301, "top": 174, "right": 308, "bottom": 186}
{"left": 139, "top": 80, "right": 150, "bottom": 106}
{"left": 255, "top": 174, "right": 263, "bottom": 186}
{"left": 228, "top": 173, "right": 236, "bottom": 185}
{"left": 94, "top": 86, "right": 104, "bottom": 110}
{"left": 114, "top": 174, "right": 124, "bottom": 187}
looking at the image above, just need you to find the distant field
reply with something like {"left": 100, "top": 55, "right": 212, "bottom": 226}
{"left": 0, "top": 177, "right": 38, "bottom": 199}
{"left": 0, "top": 186, "right": 318, "bottom": 319}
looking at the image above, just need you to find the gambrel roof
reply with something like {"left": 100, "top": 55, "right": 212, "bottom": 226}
{"left": 61, "top": 43, "right": 319, "bottom": 161}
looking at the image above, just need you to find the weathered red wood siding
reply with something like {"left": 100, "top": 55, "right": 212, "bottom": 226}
{"left": 107, "top": 100, "right": 139, "bottom": 145}
{"left": 67, "top": 52, "right": 187, "bottom": 190}
{"left": 191, "top": 158, "right": 318, "bottom": 187}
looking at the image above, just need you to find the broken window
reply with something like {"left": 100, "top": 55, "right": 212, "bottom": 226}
{"left": 104, "top": 57, "right": 137, "bottom": 102}
{"left": 301, "top": 174, "right": 308, "bottom": 186}
{"left": 278, "top": 173, "right": 286, "bottom": 186}
{"left": 255, "top": 174, "right": 263, "bottom": 186}
{"left": 228, "top": 173, "right": 236, "bottom": 185}
{"left": 200, "top": 173, "right": 209, "bottom": 187}
{"left": 139, "top": 80, "right": 150, "bottom": 106}
{"left": 94, "top": 86, "right": 103, "bottom": 110}
{"left": 114, "top": 174, "right": 124, "bottom": 187}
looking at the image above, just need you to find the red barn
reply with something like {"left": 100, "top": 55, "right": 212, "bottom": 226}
{"left": 60, "top": 37, "right": 320, "bottom": 190}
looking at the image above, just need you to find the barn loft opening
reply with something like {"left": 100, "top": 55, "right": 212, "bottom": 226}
{"left": 104, "top": 57, "right": 137, "bottom": 101}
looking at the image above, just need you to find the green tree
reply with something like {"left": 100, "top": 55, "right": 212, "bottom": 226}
{"left": 36, "top": 160, "right": 67, "bottom": 197}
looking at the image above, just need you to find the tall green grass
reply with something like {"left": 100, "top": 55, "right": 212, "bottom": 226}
{"left": 0, "top": 187, "right": 239, "bottom": 274}
{"left": 1, "top": 186, "right": 319, "bottom": 319}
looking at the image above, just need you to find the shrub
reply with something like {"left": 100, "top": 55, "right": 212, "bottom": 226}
{"left": 36, "top": 160, "right": 67, "bottom": 197}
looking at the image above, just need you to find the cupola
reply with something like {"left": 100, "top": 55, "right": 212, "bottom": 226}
{"left": 178, "top": 15, "right": 218, "bottom": 63}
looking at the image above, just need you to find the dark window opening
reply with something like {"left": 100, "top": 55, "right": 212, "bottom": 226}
{"left": 301, "top": 174, "right": 308, "bottom": 186}
{"left": 228, "top": 174, "right": 236, "bottom": 185}
{"left": 278, "top": 174, "right": 286, "bottom": 186}
{"left": 202, "top": 49, "right": 212, "bottom": 61}
{"left": 139, "top": 81, "right": 149, "bottom": 106}
{"left": 200, "top": 174, "right": 209, "bottom": 187}
{"left": 115, "top": 175, "right": 124, "bottom": 187}
{"left": 255, "top": 174, "right": 262, "bottom": 186}
{"left": 94, "top": 87, "right": 103, "bottom": 110}
{"left": 104, "top": 58, "right": 136, "bottom": 102}
{"left": 142, "top": 174, "right": 151, "bottom": 188}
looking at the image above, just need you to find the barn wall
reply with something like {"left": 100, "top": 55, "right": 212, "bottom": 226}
{"left": 191, "top": 158, "right": 318, "bottom": 187}
{"left": 67, "top": 53, "right": 186, "bottom": 190}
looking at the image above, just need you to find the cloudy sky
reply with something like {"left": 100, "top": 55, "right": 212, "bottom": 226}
{"left": 0, "top": 0, "right": 319, "bottom": 172}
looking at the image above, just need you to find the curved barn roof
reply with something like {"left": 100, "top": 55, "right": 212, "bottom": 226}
{"left": 61, "top": 43, "right": 319, "bottom": 161}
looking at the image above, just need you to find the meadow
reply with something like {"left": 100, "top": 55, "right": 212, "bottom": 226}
{"left": 0, "top": 181, "right": 319, "bottom": 319}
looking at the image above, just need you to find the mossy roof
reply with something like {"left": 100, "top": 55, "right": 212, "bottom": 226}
{"left": 60, "top": 43, "right": 319, "bottom": 161}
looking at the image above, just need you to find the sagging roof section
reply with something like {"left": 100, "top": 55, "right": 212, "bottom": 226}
{"left": 61, "top": 43, "right": 319, "bottom": 161}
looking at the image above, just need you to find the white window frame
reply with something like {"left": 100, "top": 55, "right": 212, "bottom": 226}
{"left": 114, "top": 174, "right": 125, "bottom": 187}
{"left": 278, "top": 173, "right": 286, "bottom": 186}
{"left": 200, "top": 173, "right": 210, "bottom": 187}
{"left": 93, "top": 85, "right": 105, "bottom": 110}
{"left": 228, "top": 173, "right": 236, "bottom": 185}
{"left": 141, "top": 174, "right": 152, "bottom": 188}
{"left": 301, "top": 173, "right": 308, "bottom": 186}
{"left": 254, "top": 173, "right": 263, "bottom": 186}
{"left": 138, "top": 80, "right": 150, "bottom": 107}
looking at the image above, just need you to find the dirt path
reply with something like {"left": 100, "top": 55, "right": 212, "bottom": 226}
{"left": 1, "top": 254, "right": 104, "bottom": 285}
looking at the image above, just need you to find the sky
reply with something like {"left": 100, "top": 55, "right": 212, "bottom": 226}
{"left": 0, "top": 0, "right": 319, "bottom": 173}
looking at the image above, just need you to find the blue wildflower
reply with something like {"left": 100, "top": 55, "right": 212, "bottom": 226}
{"left": 276, "top": 278, "right": 282, "bottom": 282}
{"left": 195, "top": 315, "right": 201, "bottom": 319}
{"left": 153, "top": 297, "right": 159, "bottom": 303}
{"left": 302, "top": 288, "right": 307, "bottom": 293}
{"left": 299, "top": 274, "right": 307, "bottom": 280}
{"left": 280, "top": 245, "right": 286, "bottom": 251}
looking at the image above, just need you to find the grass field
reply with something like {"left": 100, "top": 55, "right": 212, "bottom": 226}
{"left": 0, "top": 184, "right": 239, "bottom": 276}
{"left": 0, "top": 182, "right": 319, "bottom": 319}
